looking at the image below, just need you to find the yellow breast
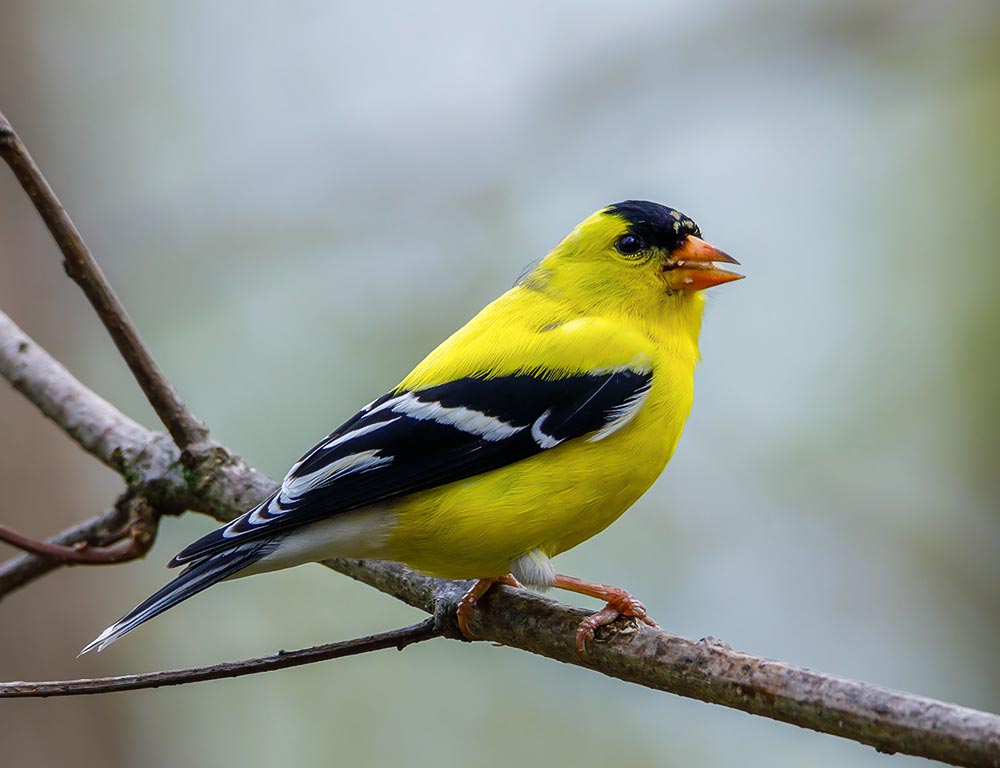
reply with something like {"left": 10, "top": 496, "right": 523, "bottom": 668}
{"left": 379, "top": 285, "right": 703, "bottom": 580}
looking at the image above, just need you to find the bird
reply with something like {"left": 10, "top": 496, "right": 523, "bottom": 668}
{"left": 81, "top": 200, "right": 742, "bottom": 659}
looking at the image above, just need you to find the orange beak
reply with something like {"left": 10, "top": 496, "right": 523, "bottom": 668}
{"left": 662, "top": 236, "right": 743, "bottom": 291}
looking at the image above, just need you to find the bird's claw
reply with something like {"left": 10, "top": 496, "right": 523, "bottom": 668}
{"left": 456, "top": 599, "right": 475, "bottom": 641}
{"left": 456, "top": 575, "right": 523, "bottom": 641}
{"left": 575, "top": 592, "right": 658, "bottom": 662}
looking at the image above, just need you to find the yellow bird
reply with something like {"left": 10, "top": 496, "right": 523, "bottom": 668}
{"left": 83, "top": 200, "right": 742, "bottom": 658}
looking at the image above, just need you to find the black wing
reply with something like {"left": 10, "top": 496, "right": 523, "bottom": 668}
{"left": 170, "top": 369, "right": 652, "bottom": 566}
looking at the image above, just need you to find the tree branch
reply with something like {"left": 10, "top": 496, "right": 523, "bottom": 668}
{"left": 0, "top": 619, "right": 440, "bottom": 698}
{"left": 438, "top": 581, "right": 1000, "bottom": 768}
{"left": 0, "top": 310, "right": 155, "bottom": 474}
{"left": 0, "top": 109, "right": 207, "bottom": 450}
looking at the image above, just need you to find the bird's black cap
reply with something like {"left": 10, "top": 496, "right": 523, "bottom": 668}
{"left": 605, "top": 200, "right": 701, "bottom": 250}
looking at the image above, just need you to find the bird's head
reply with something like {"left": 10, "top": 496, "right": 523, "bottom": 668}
{"left": 528, "top": 200, "right": 742, "bottom": 324}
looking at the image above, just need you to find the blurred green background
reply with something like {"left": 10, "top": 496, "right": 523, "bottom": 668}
{"left": 1, "top": 1, "right": 999, "bottom": 766}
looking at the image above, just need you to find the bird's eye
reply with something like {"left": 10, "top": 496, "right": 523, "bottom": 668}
{"left": 615, "top": 234, "right": 645, "bottom": 257}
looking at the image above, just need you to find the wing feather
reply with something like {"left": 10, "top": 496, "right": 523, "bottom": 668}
{"left": 169, "top": 369, "right": 652, "bottom": 566}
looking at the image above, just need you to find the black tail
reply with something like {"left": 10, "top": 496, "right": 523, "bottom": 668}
{"left": 80, "top": 539, "right": 276, "bottom": 654}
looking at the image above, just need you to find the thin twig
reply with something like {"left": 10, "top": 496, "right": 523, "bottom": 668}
{"left": 0, "top": 495, "right": 158, "bottom": 565}
{"left": 0, "top": 507, "right": 127, "bottom": 600}
{"left": 0, "top": 523, "right": 145, "bottom": 563}
{"left": 0, "top": 109, "right": 207, "bottom": 450}
{"left": 0, "top": 496, "right": 159, "bottom": 599}
{"left": 0, "top": 619, "right": 440, "bottom": 698}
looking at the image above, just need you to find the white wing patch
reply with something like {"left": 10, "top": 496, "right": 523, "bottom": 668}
{"left": 246, "top": 499, "right": 275, "bottom": 526}
{"left": 281, "top": 449, "right": 393, "bottom": 500}
{"left": 530, "top": 410, "right": 562, "bottom": 449}
{"left": 588, "top": 382, "right": 652, "bottom": 442}
{"left": 390, "top": 392, "right": 526, "bottom": 441}
{"left": 321, "top": 416, "right": 402, "bottom": 451}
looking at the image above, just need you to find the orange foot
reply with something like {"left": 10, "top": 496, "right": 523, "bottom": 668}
{"left": 456, "top": 574, "right": 522, "bottom": 640}
{"left": 552, "top": 574, "right": 659, "bottom": 661}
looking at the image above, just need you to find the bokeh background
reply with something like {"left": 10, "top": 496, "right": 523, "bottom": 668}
{"left": 2, "top": 2, "right": 999, "bottom": 766}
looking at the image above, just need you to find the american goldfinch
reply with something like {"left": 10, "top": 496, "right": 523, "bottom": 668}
{"left": 83, "top": 200, "right": 741, "bottom": 658}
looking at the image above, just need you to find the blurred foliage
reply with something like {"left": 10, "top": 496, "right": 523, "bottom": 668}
{"left": 1, "top": 2, "right": 998, "bottom": 767}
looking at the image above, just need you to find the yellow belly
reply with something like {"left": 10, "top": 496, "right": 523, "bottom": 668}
{"left": 381, "top": 372, "right": 691, "bottom": 579}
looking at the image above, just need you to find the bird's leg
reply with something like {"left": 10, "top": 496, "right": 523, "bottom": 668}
{"left": 456, "top": 573, "right": 523, "bottom": 640}
{"left": 551, "top": 574, "right": 659, "bottom": 661}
